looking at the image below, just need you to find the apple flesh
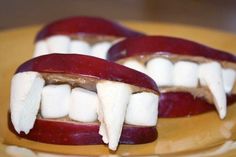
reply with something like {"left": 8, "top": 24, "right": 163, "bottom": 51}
{"left": 35, "top": 16, "right": 144, "bottom": 42}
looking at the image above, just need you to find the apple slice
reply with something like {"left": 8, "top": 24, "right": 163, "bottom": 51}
{"left": 107, "top": 35, "right": 236, "bottom": 118}
{"left": 35, "top": 16, "right": 144, "bottom": 41}
{"left": 107, "top": 36, "right": 236, "bottom": 63}
{"left": 8, "top": 114, "right": 157, "bottom": 145}
{"left": 9, "top": 54, "right": 159, "bottom": 149}
{"left": 34, "top": 16, "right": 144, "bottom": 58}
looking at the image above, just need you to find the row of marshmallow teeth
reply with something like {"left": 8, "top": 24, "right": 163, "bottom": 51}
{"left": 123, "top": 58, "right": 236, "bottom": 119}
{"left": 34, "top": 35, "right": 112, "bottom": 59}
{"left": 10, "top": 72, "right": 159, "bottom": 150}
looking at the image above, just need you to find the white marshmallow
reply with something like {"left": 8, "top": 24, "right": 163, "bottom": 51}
{"left": 10, "top": 72, "right": 45, "bottom": 134}
{"left": 123, "top": 60, "right": 147, "bottom": 74}
{"left": 33, "top": 40, "right": 49, "bottom": 57}
{"left": 222, "top": 68, "right": 236, "bottom": 93}
{"left": 125, "top": 92, "right": 159, "bottom": 126}
{"left": 46, "top": 35, "right": 70, "bottom": 53}
{"left": 146, "top": 57, "right": 173, "bottom": 86}
{"left": 90, "top": 42, "right": 112, "bottom": 59}
{"left": 41, "top": 84, "right": 70, "bottom": 118}
{"left": 69, "top": 88, "right": 98, "bottom": 122}
{"left": 198, "top": 62, "right": 226, "bottom": 119}
{"left": 173, "top": 61, "right": 199, "bottom": 87}
{"left": 96, "top": 81, "right": 132, "bottom": 151}
{"left": 69, "top": 40, "right": 91, "bottom": 55}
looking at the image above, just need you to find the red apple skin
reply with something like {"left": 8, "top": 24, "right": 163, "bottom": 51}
{"left": 159, "top": 92, "right": 236, "bottom": 117}
{"left": 16, "top": 54, "right": 159, "bottom": 94}
{"left": 107, "top": 36, "right": 236, "bottom": 63}
{"left": 35, "top": 16, "right": 144, "bottom": 41}
{"left": 8, "top": 114, "right": 157, "bottom": 145}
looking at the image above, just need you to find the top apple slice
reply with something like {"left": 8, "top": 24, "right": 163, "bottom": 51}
{"left": 107, "top": 36, "right": 236, "bottom": 118}
{"left": 36, "top": 16, "right": 144, "bottom": 41}
{"left": 107, "top": 36, "right": 236, "bottom": 63}
{"left": 33, "top": 16, "right": 144, "bottom": 59}
{"left": 16, "top": 54, "right": 158, "bottom": 92}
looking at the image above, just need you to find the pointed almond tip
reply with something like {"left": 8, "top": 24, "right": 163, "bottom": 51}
{"left": 10, "top": 72, "right": 45, "bottom": 134}
{"left": 219, "top": 108, "right": 227, "bottom": 120}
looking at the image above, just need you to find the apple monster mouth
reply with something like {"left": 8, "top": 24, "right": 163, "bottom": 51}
{"left": 107, "top": 35, "right": 236, "bottom": 118}
{"left": 33, "top": 16, "right": 144, "bottom": 59}
{"left": 9, "top": 54, "right": 159, "bottom": 151}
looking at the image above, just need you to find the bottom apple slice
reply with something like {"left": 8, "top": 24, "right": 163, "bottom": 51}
{"left": 159, "top": 92, "right": 236, "bottom": 117}
{"left": 8, "top": 113, "right": 157, "bottom": 145}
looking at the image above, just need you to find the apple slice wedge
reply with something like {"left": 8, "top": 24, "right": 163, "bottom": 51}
{"left": 9, "top": 54, "right": 159, "bottom": 150}
{"left": 34, "top": 16, "right": 144, "bottom": 58}
{"left": 107, "top": 35, "right": 236, "bottom": 118}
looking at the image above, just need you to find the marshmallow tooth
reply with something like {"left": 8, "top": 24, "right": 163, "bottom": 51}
{"left": 125, "top": 92, "right": 159, "bottom": 126}
{"left": 123, "top": 60, "right": 147, "bottom": 74}
{"left": 222, "top": 68, "right": 236, "bottom": 93}
{"left": 198, "top": 62, "right": 226, "bottom": 119}
{"left": 91, "top": 42, "right": 112, "bottom": 59}
{"left": 173, "top": 61, "right": 199, "bottom": 87}
{"left": 33, "top": 40, "right": 49, "bottom": 57}
{"left": 69, "top": 40, "right": 91, "bottom": 55}
{"left": 41, "top": 84, "right": 70, "bottom": 118}
{"left": 96, "top": 81, "right": 132, "bottom": 151}
{"left": 46, "top": 35, "right": 70, "bottom": 53}
{"left": 10, "top": 72, "right": 45, "bottom": 134}
{"left": 69, "top": 88, "right": 99, "bottom": 122}
{"left": 146, "top": 57, "right": 173, "bottom": 86}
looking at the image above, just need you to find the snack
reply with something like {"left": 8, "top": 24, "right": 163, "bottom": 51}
{"left": 8, "top": 54, "right": 159, "bottom": 151}
{"left": 33, "top": 16, "right": 144, "bottom": 59}
{"left": 107, "top": 36, "right": 236, "bottom": 118}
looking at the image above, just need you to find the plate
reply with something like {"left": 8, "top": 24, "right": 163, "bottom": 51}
{"left": 1, "top": 21, "right": 236, "bottom": 157}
